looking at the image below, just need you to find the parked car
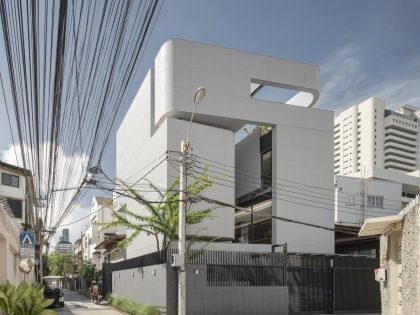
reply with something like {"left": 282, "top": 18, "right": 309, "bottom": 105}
{"left": 43, "top": 276, "right": 65, "bottom": 308}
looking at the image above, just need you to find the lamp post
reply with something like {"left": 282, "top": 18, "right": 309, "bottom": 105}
{"left": 178, "top": 87, "right": 205, "bottom": 315}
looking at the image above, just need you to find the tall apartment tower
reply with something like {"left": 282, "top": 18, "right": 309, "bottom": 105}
{"left": 63, "top": 228, "right": 69, "bottom": 242}
{"left": 334, "top": 97, "right": 420, "bottom": 176}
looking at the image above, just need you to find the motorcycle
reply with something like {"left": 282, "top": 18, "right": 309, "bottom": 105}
{"left": 91, "top": 292, "right": 103, "bottom": 304}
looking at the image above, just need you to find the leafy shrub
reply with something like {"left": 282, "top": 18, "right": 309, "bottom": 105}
{"left": 0, "top": 281, "right": 55, "bottom": 315}
{"left": 109, "top": 294, "right": 159, "bottom": 315}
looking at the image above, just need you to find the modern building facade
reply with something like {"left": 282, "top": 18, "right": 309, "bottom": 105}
{"left": 116, "top": 39, "right": 335, "bottom": 256}
{"left": 334, "top": 97, "right": 420, "bottom": 175}
{"left": 334, "top": 98, "right": 420, "bottom": 210}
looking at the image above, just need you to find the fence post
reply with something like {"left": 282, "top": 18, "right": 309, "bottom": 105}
{"left": 330, "top": 257, "right": 335, "bottom": 314}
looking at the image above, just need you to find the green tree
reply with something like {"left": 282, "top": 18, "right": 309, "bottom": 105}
{"left": 79, "top": 261, "right": 95, "bottom": 288}
{"left": 100, "top": 170, "right": 215, "bottom": 252}
{"left": 48, "top": 252, "right": 73, "bottom": 276}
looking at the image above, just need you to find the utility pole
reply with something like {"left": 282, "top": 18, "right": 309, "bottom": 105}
{"left": 178, "top": 141, "right": 188, "bottom": 315}
{"left": 177, "top": 87, "right": 205, "bottom": 315}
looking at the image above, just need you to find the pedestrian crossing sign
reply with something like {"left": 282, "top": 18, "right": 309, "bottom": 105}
{"left": 19, "top": 231, "right": 35, "bottom": 259}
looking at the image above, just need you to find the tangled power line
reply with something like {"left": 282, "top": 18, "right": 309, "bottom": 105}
{"left": 57, "top": 151, "right": 402, "bottom": 239}
{"left": 0, "top": 0, "right": 165, "bottom": 241}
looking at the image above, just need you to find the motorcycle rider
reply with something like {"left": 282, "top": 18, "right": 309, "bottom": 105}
{"left": 90, "top": 281, "right": 99, "bottom": 302}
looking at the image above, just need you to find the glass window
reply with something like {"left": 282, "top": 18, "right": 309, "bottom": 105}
{"left": 261, "top": 150, "right": 272, "bottom": 188}
{"left": 1, "top": 173, "right": 19, "bottom": 187}
{"left": 368, "top": 195, "right": 384, "bottom": 208}
{"left": 345, "top": 194, "right": 355, "bottom": 206}
{"left": 6, "top": 198, "right": 22, "bottom": 218}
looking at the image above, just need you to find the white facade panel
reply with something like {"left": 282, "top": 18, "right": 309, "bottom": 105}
{"left": 335, "top": 175, "right": 402, "bottom": 226}
{"left": 116, "top": 39, "right": 335, "bottom": 257}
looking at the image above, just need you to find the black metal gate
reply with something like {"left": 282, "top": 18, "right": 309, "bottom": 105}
{"left": 287, "top": 255, "right": 380, "bottom": 314}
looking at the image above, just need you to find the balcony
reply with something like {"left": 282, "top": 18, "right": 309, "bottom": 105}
{"left": 384, "top": 134, "right": 416, "bottom": 148}
{"left": 385, "top": 129, "right": 417, "bottom": 142}
{"left": 384, "top": 161, "right": 417, "bottom": 173}
{"left": 384, "top": 147, "right": 417, "bottom": 160}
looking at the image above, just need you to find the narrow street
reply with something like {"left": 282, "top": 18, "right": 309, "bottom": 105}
{"left": 55, "top": 290, "right": 123, "bottom": 315}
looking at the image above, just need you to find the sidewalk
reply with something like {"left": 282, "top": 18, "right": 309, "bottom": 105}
{"left": 55, "top": 289, "right": 123, "bottom": 315}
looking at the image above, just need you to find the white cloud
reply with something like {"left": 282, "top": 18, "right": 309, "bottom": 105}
{"left": 317, "top": 44, "right": 420, "bottom": 114}
{"left": 1, "top": 142, "right": 89, "bottom": 236}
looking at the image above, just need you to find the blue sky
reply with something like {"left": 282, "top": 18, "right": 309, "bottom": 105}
{"left": 1, "top": 0, "right": 420, "bottom": 242}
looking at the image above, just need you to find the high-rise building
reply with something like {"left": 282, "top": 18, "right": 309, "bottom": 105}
{"left": 55, "top": 241, "right": 73, "bottom": 255}
{"left": 334, "top": 97, "right": 420, "bottom": 209}
{"left": 334, "top": 97, "right": 420, "bottom": 176}
{"left": 63, "top": 228, "right": 69, "bottom": 242}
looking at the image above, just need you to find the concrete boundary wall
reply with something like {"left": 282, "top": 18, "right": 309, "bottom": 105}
{"left": 113, "top": 264, "right": 167, "bottom": 312}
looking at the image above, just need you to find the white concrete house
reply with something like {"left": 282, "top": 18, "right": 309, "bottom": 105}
{"left": 83, "top": 196, "right": 125, "bottom": 266}
{"left": 335, "top": 175, "right": 402, "bottom": 226}
{"left": 116, "top": 39, "right": 335, "bottom": 256}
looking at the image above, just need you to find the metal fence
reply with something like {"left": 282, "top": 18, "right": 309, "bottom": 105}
{"left": 287, "top": 255, "right": 380, "bottom": 314}
{"left": 102, "top": 249, "right": 380, "bottom": 314}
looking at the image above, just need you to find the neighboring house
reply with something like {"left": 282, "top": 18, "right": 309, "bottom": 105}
{"left": 83, "top": 196, "right": 124, "bottom": 267}
{"left": 0, "top": 161, "right": 36, "bottom": 284}
{"left": 0, "top": 198, "right": 23, "bottom": 284}
{"left": 95, "top": 233, "right": 126, "bottom": 264}
{"left": 73, "top": 238, "right": 83, "bottom": 273}
{"left": 116, "top": 39, "right": 334, "bottom": 257}
{"left": 359, "top": 195, "right": 420, "bottom": 315}
{"left": 0, "top": 161, "right": 36, "bottom": 227}
{"left": 334, "top": 97, "right": 420, "bottom": 205}
{"left": 334, "top": 175, "right": 402, "bottom": 257}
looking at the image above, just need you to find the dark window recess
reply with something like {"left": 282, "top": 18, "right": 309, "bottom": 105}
{"left": 1, "top": 173, "right": 19, "bottom": 187}
{"left": 402, "top": 192, "right": 416, "bottom": 199}
{"left": 7, "top": 199, "right": 23, "bottom": 218}
{"left": 261, "top": 150, "right": 272, "bottom": 188}
{"left": 259, "top": 130, "right": 272, "bottom": 153}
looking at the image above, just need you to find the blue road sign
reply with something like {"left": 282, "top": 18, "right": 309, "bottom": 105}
{"left": 19, "top": 231, "right": 35, "bottom": 258}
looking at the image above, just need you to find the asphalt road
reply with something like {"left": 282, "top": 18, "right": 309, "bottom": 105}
{"left": 54, "top": 289, "right": 123, "bottom": 315}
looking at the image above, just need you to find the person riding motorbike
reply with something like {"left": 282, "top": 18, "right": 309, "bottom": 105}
{"left": 90, "top": 281, "right": 100, "bottom": 303}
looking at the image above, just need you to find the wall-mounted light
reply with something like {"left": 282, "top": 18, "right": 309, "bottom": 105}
{"left": 194, "top": 269, "right": 199, "bottom": 275}
{"left": 117, "top": 274, "right": 120, "bottom": 278}
{"left": 152, "top": 269, "right": 156, "bottom": 276}
{"left": 132, "top": 272, "right": 135, "bottom": 278}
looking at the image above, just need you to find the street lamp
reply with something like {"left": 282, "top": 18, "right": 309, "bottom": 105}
{"left": 178, "top": 87, "right": 205, "bottom": 315}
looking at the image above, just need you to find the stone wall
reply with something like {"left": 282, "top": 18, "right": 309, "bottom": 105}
{"left": 379, "top": 204, "right": 420, "bottom": 315}
{"left": 401, "top": 204, "right": 419, "bottom": 314}
{"left": 379, "top": 234, "right": 390, "bottom": 314}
